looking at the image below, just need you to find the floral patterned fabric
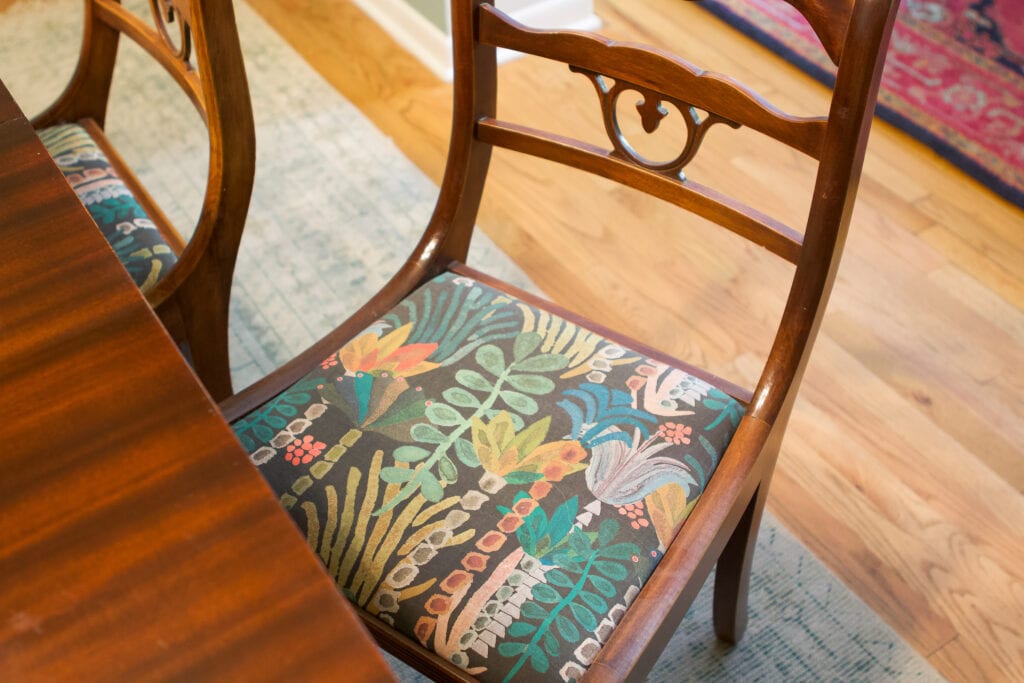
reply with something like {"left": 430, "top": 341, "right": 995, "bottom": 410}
{"left": 233, "top": 273, "right": 745, "bottom": 682}
{"left": 38, "top": 123, "right": 177, "bottom": 290}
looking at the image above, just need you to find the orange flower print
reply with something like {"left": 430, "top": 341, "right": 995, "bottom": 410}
{"left": 658, "top": 421, "right": 692, "bottom": 445}
{"left": 338, "top": 323, "right": 439, "bottom": 378}
{"left": 284, "top": 434, "right": 327, "bottom": 466}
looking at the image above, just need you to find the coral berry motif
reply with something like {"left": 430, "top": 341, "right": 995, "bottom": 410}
{"left": 658, "top": 421, "right": 692, "bottom": 445}
{"left": 285, "top": 434, "right": 327, "bottom": 466}
{"left": 617, "top": 500, "right": 650, "bottom": 529}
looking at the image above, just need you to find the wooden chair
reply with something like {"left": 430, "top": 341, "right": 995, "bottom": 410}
{"left": 33, "top": 0, "right": 255, "bottom": 401}
{"left": 222, "top": 0, "right": 899, "bottom": 679}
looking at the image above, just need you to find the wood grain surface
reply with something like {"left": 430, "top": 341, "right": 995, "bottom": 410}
{"left": 0, "top": 79, "right": 393, "bottom": 682}
{"left": 241, "top": 1, "right": 1024, "bottom": 681}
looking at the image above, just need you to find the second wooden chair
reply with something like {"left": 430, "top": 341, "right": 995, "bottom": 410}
{"left": 34, "top": 0, "right": 255, "bottom": 400}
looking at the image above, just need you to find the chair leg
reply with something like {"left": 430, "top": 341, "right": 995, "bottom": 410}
{"left": 184, "top": 307, "right": 233, "bottom": 402}
{"left": 713, "top": 482, "right": 768, "bottom": 643}
{"left": 158, "top": 290, "right": 233, "bottom": 402}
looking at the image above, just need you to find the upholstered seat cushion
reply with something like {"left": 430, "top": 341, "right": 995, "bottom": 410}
{"left": 38, "top": 123, "right": 177, "bottom": 290}
{"left": 233, "top": 272, "right": 745, "bottom": 682}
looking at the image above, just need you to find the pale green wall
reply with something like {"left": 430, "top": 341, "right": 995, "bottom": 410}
{"left": 404, "top": 0, "right": 447, "bottom": 32}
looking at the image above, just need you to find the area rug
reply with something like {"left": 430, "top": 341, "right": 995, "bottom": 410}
{"left": 0, "top": 1, "right": 943, "bottom": 680}
{"left": 699, "top": 0, "right": 1024, "bottom": 209}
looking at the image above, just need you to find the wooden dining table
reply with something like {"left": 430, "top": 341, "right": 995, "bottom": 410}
{"left": 0, "top": 79, "right": 394, "bottom": 681}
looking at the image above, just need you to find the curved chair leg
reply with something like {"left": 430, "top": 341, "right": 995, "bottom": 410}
{"left": 713, "top": 482, "right": 769, "bottom": 643}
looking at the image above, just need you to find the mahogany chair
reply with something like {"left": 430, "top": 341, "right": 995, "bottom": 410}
{"left": 33, "top": 0, "right": 255, "bottom": 401}
{"left": 222, "top": 0, "right": 898, "bottom": 679}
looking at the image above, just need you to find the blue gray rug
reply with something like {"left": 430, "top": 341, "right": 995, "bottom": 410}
{"left": 0, "top": 1, "right": 943, "bottom": 680}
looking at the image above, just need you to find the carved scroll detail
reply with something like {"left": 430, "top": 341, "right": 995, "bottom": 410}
{"left": 571, "top": 66, "right": 740, "bottom": 181}
{"left": 149, "top": 0, "right": 192, "bottom": 63}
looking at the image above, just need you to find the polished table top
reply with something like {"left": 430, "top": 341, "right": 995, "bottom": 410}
{"left": 0, "top": 80, "right": 394, "bottom": 681}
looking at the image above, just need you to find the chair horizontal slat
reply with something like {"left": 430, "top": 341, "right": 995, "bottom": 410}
{"left": 476, "top": 118, "right": 804, "bottom": 263}
{"left": 478, "top": 5, "right": 827, "bottom": 159}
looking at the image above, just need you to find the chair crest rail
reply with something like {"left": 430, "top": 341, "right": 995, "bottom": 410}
{"left": 477, "top": 4, "right": 828, "bottom": 159}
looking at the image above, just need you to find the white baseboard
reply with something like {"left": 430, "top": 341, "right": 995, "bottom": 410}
{"left": 352, "top": 0, "right": 602, "bottom": 82}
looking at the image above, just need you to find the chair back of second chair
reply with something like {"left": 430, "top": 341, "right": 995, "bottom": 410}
{"left": 35, "top": 0, "right": 255, "bottom": 399}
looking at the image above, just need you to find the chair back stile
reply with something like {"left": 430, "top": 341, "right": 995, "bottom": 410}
{"left": 33, "top": 0, "right": 255, "bottom": 400}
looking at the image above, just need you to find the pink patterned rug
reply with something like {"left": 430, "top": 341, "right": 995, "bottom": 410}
{"left": 699, "top": 0, "right": 1024, "bottom": 208}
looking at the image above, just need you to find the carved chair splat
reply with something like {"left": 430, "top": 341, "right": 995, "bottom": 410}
{"left": 33, "top": 0, "right": 255, "bottom": 400}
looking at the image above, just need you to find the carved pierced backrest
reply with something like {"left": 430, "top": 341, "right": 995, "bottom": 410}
{"left": 442, "top": 0, "right": 899, "bottom": 422}
{"left": 46, "top": 0, "right": 250, "bottom": 134}
{"left": 36, "top": 0, "right": 254, "bottom": 298}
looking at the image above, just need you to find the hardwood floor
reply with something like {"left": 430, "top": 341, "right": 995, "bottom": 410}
{"left": 246, "top": 2, "right": 1023, "bottom": 680}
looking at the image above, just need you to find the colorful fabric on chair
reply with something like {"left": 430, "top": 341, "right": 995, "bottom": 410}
{"left": 232, "top": 272, "right": 745, "bottom": 682}
{"left": 38, "top": 123, "right": 177, "bottom": 290}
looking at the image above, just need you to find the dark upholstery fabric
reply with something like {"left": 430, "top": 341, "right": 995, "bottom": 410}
{"left": 233, "top": 272, "right": 745, "bottom": 682}
{"left": 38, "top": 123, "right": 177, "bottom": 290}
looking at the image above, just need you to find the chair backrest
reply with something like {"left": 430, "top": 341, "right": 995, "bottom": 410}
{"left": 34, "top": 0, "right": 254, "bottom": 307}
{"left": 33, "top": 0, "right": 255, "bottom": 399}
{"left": 419, "top": 0, "right": 899, "bottom": 430}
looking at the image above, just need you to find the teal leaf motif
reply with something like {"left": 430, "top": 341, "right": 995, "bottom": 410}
{"left": 443, "top": 386, "right": 480, "bottom": 408}
{"left": 599, "top": 542, "right": 639, "bottom": 560}
{"left": 394, "top": 446, "right": 431, "bottom": 463}
{"left": 454, "top": 438, "right": 480, "bottom": 467}
{"left": 380, "top": 467, "right": 415, "bottom": 484}
{"left": 411, "top": 422, "right": 447, "bottom": 444}
{"left": 555, "top": 614, "right": 581, "bottom": 643}
{"left": 419, "top": 471, "right": 444, "bottom": 501}
{"left": 438, "top": 454, "right": 458, "bottom": 483}
{"left": 593, "top": 560, "right": 629, "bottom": 581}
{"left": 588, "top": 574, "right": 617, "bottom": 597}
{"left": 500, "top": 390, "right": 539, "bottom": 415}
{"left": 511, "top": 353, "right": 570, "bottom": 373}
{"left": 545, "top": 569, "right": 574, "bottom": 589}
{"left": 498, "top": 642, "right": 527, "bottom": 657}
{"left": 425, "top": 402, "right": 462, "bottom": 426}
{"left": 542, "top": 630, "right": 560, "bottom": 657}
{"left": 499, "top": 515, "right": 639, "bottom": 683}
{"left": 508, "top": 622, "right": 535, "bottom": 638}
{"left": 579, "top": 590, "right": 608, "bottom": 614}
{"left": 513, "top": 331, "right": 543, "bottom": 361}
{"left": 456, "top": 369, "right": 493, "bottom": 392}
{"left": 531, "top": 645, "right": 551, "bottom": 673}
{"left": 521, "top": 602, "right": 548, "bottom": 621}
{"left": 476, "top": 344, "right": 507, "bottom": 376}
{"left": 504, "top": 471, "right": 544, "bottom": 485}
{"left": 532, "top": 583, "right": 561, "bottom": 604}
{"left": 569, "top": 601, "right": 598, "bottom": 631}
{"left": 505, "top": 373, "right": 556, "bottom": 395}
